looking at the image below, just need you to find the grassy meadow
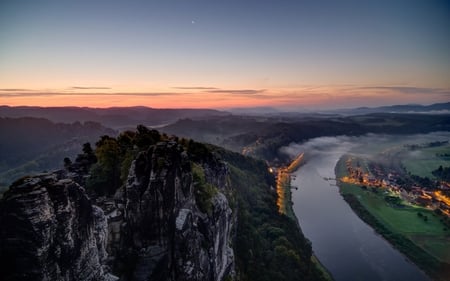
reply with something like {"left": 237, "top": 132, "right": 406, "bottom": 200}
{"left": 401, "top": 144, "right": 450, "bottom": 178}
{"left": 336, "top": 154, "right": 450, "bottom": 280}
{"left": 339, "top": 181, "right": 450, "bottom": 262}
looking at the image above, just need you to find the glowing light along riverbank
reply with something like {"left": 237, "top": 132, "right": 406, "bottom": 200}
{"left": 276, "top": 153, "right": 304, "bottom": 216}
{"left": 287, "top": 152, "right": 305, "bottom": 173}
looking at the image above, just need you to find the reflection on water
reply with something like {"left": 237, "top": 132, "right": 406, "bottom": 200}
{"left": 291, "top": 143, "right": 430, "bottom": 281}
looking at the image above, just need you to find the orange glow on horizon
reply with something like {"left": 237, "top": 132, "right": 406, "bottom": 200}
{"left": 1, "top": 85, "right": 448, "bottom": 109}
{"left": 0, "top": 93, "right": 277, "bottom": 109}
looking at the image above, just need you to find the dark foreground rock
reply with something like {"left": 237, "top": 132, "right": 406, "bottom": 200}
{"left": 0, "top": 174, "right": 114, "bottom": 281}
{"left": 0, "top": 141, "right": 234, "bottom": 281}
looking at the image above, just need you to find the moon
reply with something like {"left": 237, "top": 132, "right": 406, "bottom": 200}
{"left": 191, "top": 20, "right": 195, "bottom": 24}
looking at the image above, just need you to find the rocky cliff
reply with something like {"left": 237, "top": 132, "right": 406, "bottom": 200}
{"left": 0, "top": 174, "right": 113, "bottom": 281}
{"left": 117, "top": 141, "right": 234, "bottom": 280}
{"left": 0, "top": 141, "right": 235, "bottom": 281}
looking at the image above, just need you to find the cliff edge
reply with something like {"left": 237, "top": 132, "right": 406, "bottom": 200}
{"left": 0, "top": 141, "right": 235, "bottom": 281}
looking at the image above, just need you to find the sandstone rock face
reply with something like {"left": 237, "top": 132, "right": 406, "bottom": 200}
{"left": 0, "top": 174, "right": 113, "bottom": 281}
{"left": 0, "top": 141, "right": 235, "bottom": 281}
{"left": 119, "top": 141, "right": 235, "bottom": 281}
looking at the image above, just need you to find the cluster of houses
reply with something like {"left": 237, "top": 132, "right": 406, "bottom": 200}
{"left": 342, "top": 156, "right": 450, "bottom": 217}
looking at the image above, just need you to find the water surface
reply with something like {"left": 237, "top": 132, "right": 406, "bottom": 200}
{"left": 291, "top": 141, "right": 430, "bottom": 281}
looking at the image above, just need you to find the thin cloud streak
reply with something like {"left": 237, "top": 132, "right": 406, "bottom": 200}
{"left": 0, "top": 88, "right": 35, "bottom": 92}
{"left": 173, "top": 87, "right": 266, "bottom": 95}
{"left": 70, "top": 86, "right": 112, "bottom": 90}
{"left": 207, "top": 89, "right": 266, "bottom": 95}
{"left": 0, "top": 92, "right": 185, "bottom": 97}
{"left": 357, "top": 86, "right": 450, "bottom": 95}
{"left": 173, "top": 86, "right": 219, "bottom": 90}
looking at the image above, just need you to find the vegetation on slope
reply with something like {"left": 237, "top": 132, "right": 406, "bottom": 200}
{"left": 191, "top": 163, "right": 218, "bottom": 215}
{"left": 213, "top": 148, "right": 328, "bottom": 281}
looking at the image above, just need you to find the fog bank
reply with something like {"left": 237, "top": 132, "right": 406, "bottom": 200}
{"left": 280, "top": 132, "right": 450, "bottom": 161}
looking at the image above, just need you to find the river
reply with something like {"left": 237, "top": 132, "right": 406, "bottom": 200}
{"left": 290, "top": 138, "right": 430, "bottom": 281}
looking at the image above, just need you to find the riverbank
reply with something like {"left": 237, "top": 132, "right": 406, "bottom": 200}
{"left": 276, "top": 153, "right": 304, "bottom": 220}
{"left": 276, "top": 168, "right": 296, "bottom": 219}
{"left": 336, "top": 154, "right": 450, "bottom": 281}
{"left": 276, "top": 153, "right": 334, "bottom": 280}
{"left": 311, "top": 255, "right": 334, "bottom": 281}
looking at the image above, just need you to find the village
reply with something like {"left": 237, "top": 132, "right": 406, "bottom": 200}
{"left": 340, "top": 156, "right": 450, "bottom": 217}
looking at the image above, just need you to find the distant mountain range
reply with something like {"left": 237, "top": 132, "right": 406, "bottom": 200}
{"left": 226, "top": 102, "right": 450, "bottom": 116}
{"left": 335, "top": 102, "right": 450, "bottom": 115}
{"left": 0, "top": 103, "right": 448, "bottom": 130}
{"left": 0, "top": 106, "right": 229, "bottom": 129}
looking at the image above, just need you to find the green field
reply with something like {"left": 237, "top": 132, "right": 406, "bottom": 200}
{"left": 401, "top": 145, "right": 450, "bottom": 178}
{"left": 336, "top": 155, "right": 450, "bottom": 279}
{"left": 339, "top": 182, "right": 450, "bottom": 262}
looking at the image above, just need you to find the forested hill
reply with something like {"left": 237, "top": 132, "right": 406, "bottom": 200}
{"left": 0, "top": 106, "right": 229, "bottom": 129}
{"left": 0, "top": 117, "right": 116, "bottom": 189}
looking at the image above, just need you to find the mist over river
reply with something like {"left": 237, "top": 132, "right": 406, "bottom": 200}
{"left": 285, "top": 135, "right": 442, "bottom": 281}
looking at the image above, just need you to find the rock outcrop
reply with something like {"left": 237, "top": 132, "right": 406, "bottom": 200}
{"left": 118, "top": 141, "right": 234, "bottom": 280}
{"left": 0, "top": 174, "right": 114, "bottom": 281}
{"left": 0, "top": 141, "right": 235, "bottom": 281}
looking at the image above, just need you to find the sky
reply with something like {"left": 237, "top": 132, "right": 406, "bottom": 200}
{"left": 0, "top": 0, "right": 449, "bottom": 109}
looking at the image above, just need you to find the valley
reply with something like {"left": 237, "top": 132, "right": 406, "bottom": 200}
{"left": 1, "top": 106, "right": 450, "bottom": 281}
{"left": 2, "top": 1, "right": 449, "bottom": 280}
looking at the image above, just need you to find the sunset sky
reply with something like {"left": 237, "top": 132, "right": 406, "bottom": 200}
{"left": 0, "top": 0, "right": 449, "bottom": 109}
